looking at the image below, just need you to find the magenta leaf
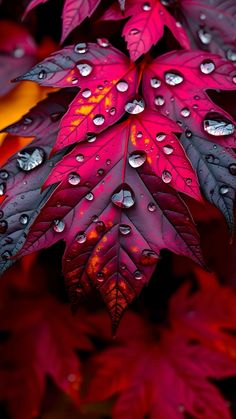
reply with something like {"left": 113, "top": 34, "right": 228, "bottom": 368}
{"left": 23, "top": 0, "right": 50, "bottom": 19}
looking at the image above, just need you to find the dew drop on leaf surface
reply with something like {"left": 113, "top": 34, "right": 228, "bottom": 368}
{"left": 53, "top": 220, "right": 65, "bottom": 233}
{"left": 125, "top": 98, "right": 145, "bottom": 114}
{"left": 19, "top": 214, "right": 29, "bottom": 225}
{"left": 140, "top": 249, "right": 158, "bottom": 265}
{"left": 111, "top": 183, "right": 135, "bottom": 209}
{"left": 76, "top": 63, "right": 93, "bottom": 77}
{"left": 165, "top": 71, "right": 184, "bottom": 86}
{"left": 17, "top": 148, "right": 45, "bottom": 172}
{"left": 203, "top": 113, "right": 235, "bottom": 136}
{"left": 198, "top": 29, "right": 212, "bottom": 45}
{"left": 150, "top": 77, "right": 161, "bottom": 88}
{"left": 74, "top": 43, "right": 88, "bottom": 54}
{"left": 200, "top": 60, "right": 215, "bottom": 74}
{"left": 119, "top": 224, "right": 131, "bottom": 235}
{"left": 68, "top": 173, "right": 81, "bottom": 186}
{"left": 116, "top": 80, "right": 129, "bottom": 92}
{"left": 162, "top": 170, "right": 172, "bottom": 183}
{"left": 128, "top": 151, "right": 146, "bottom": 168}
{"left": 76, "top": 232, "right": 86, "bottom": 244}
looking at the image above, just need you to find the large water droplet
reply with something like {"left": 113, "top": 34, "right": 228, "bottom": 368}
{"left": 180, "top": 108, "right": 191, "bottom": 117}
{"left": 17, "top": 148, "right": 45, "bottom": 172}
{"left": 76, "top": 232, "right": 86, "bottom": 243}
{"left": 162, "top": 170, "right": 172, "bottom": 183}
{"left": 116, "top": 80, "right": 129, "bottom": 92}
{"left": 93, "top": 114, "right": 105, "bottom": 126}
{"left": 200, "top": 60, "right": 215, "bottom": 74}
{"left": 203, "top": 112, "right": 235, "bottom": 136}
{"left": 156, "top": 132, "right": 166, "bottom": 141}
{"left": 140, "top": 249, "right": 158, "bottom": 265}
{"left": 125, "top": 98, "right": 145, "bottom": 114}
{"left": 229, "top": 164, "right": 236, "bottom": 175}
{"left": 163, "top": 145, "right": 174, "bottom": 155}
{"left": 0, "top": 183, "right": 6, "bottom": 196}
{"left": 81, "top": 88, "right": 91, "bottom": 98}
{"left": 128, "top": 151, "right": 146, "bottom": 168}
{"left": 219, "top": 185, "right": 229, "bottom": 195}
{"left": 111, "top": 183, "right": 135, "bottom": 209}
{"left": 74, "top": 43, "right": 88, "bottom": 54}
{"left": 53, "top": 219, "right": 65, "bottom": 233}
{"left": 150, "top": 77, "right": 161, "bottom": 88}
{"left": 76, "top": 63, "right": 93, "bottom": 77}
{"left": 165, "top": 71, "right": 183, "bottom": 86}
{"left": 198, "top": 29, "right": 212, "bottom": 45}
{"left": 0, "top": 220, "right": 8, "bottom": 234}
{"left": 68, "top": 172, "right": 81, "bottom": 186}
{"left": 119, "top": 224, "right": 131, "bottom": 235}
{"left": 19, "top": 214, "right": 29, "bottom": 225}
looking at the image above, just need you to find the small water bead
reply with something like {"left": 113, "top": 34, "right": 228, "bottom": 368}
{"left": 203, "top": 112, "right": 235, "bottom": 136}
{"left": 200, "top": 13, "right": 206, "bottom": 20}
{"left": 125, "top": 98, "right": 145, "bottom": 114}
{"left": 162, "top": 170, "right": 172, "bottom": 183}
{"left": 97, "top": 38, "right": 109, "bottom": 48}
{"left": 232, "top": 75, "right": 236, "bottom": 84}
{"left": 95, "top": 155, "right": 100, "bottom": 161}
{"left": 109, "top": 107, "right": 116, "bottom": 116}
{"left": 219, "top": 185, "right": 229, "bottom": 195}
{"left": 163, "top": 145, "right": 174, "bottom": 155}
{"left": 140, "top": 249, "right": 158, "bottom": 266}
{"left": 97, "top": 272, "right": 105, "bottom": 282}
{"left": 200, "top": 59, "right": 215, "bottom": 74}
{"left": 82, "top": 88, "right": 91, "bottom": 98}
{"left": 154, "top": 96, "right": 165, "bottom": 106}
{"left": 97, "top": 169, "right": 104, "bottom": 176}
{"left": 147, "top": 202, "right": 156, "bottom": 212}
{"left": 119, "top": 224, "right": 131, "bottom": 236}
{"left": 205, "top": 154, "right": 215, "bottom": 163}
{"left": 76, "top": 63, "right": 93, "bottom": 77}
{"left": 68, "top": 172, "right": 81, "bottom": 186}
{"left": 19, "top": 214, "right": 29, "bottom": 225}
{"left": 76, "top": 232, "right": 87, "bottom": 243}
{"left": 111, "top": 183, "right": 135, "bottom": 209}
{"left": 86, "top": 192, "right": 94, "bottom": 201}
{"left": 106, "top": 159, "right": 111, "bottom": 165}
{"left": 156, "top": 132, "right": 166, "bottom": 141}
{"left": 180, "top": 108, "right": 191, "bottom": 117}
{"left": 0, "top": 170, "right": 9, "bottom": 180}
{"left": 71, "top": 77, "right": 78, "bottom": 84}
{"left": 91, "top": 215, "right": 99, "bottom": 222}
{"left": 134, "top": 270, "right": 143, "bottom": 280}
{"left": 98, "top": 84, "right": 103, "bottom": 90}
{"left": 142, "top": 2, "right": 152, "bottom": 11}
{"left": 87, "top": 133, "right": 97, "bottom": 142}
{"left": 0, "top": 183, "right": 6, "bottom": 196}
{"left": 38, "top": 70, "right": 46, "bottom": 80}
{"left": 150, "top": 77, "right": 161, "bottom": 88}
{"left": 128, "top": 151, "right": 146, "bottom": 168}
{"left": 129, "top": 28, "right": 140, "bottom": 35}
{"left": 76, "top": 154, "right": 84, "bottom": 162}
{"left": 23, "top": 116, "right": 33, "bottom": 125}
{"left": 165, "top": 71, "right": 183, "bottom": 86}
{"left": 93, "top": 114, "right": 105, "bottom": 126}
{"left": 186, "top": 178, "right": 192, "bottom": 185}
{"left": 228, "top": 164, "right": 236, "bottom": 175}
{"left": 116, "top": 80, "right": 129, "bottom": 92}
{"left": 137, "top": 131, "right": 143, "bottom": 138}
{"left": 1, "top": 251, "right": 12, "bottom": 260}
{"left": 74, "top": 43, "right": 88, "bottom": 54}
{"left": 53, "top": 219, "right": 65, "bottom": 233}
{"left": 185, "top": 130, "right": 192, "bottom": 138}
{"left": 96, "top": 221, "right": 106, "bottom": 233}
{"left": 17, "top": 148, "right": 45, "bottom": 171}
{"left": 13, "top": 46, "right": 25, "bottom": 58}
{"left": 198, "top": 29, "right": 212, "bottom": 45}
{"left": 226, "top": 49, "right": 236, "bottom": 62}
{"left": 0, "top": 220, "right": 8, "bottom": 234}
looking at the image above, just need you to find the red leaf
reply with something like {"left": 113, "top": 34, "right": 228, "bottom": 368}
{"left": 102, "top": 0, "right": 190, "bottom": 60}
{"left": 85, "top": 274, "right": 236, "bottom": 418}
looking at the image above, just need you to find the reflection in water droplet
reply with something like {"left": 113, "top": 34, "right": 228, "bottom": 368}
{"left": 17, "top": 148, "right": 45, "bottom": 172}
{"left": 0, "top": 183, "right": 6, "bottom": 196}
{"left": 203, "top": 112, "right": 235, "bottom": 136}
{"left": 165, "top": 71, "right": 183, "bottom": 86}
{"left": 198, "top": 29, "right": 212, "bottom": 45}
{"left": 125, "top": 98, "right": 145, "bottom": 114}
{"left": 219, "top": 185, "right": 229, "bottom": 195}
{"left": 0, "top": 220, "right": 8, "bottom": 234}
{"left": 74, "top": 43, "right": 88, "bottom": 54}
{"left": 93, "top": 114, "right": 105, "bottom": 126}
{"left": 163, "top": 145, "right": 173, "bottom": 155}
{"left": 76, "top": 63, "right": 93, "bottom": 76}
{"left": 119, "top": 224, "right": 131, "bottom": 235}
{"left": 53, "top": 219, "right": 65, "bottom": 233}
{"left": 154, "top": 96, "right": 165, "bottom": 106}
{"left": 134, "top": 270, "right": 143, "bottom": 280}
{"left": 128, "top": 151, "right": 146, "bottom": 168}
{"left": 180, "top": 108, "right": 191, "bottom": 117}
{"left": 19, "top": 214, "right": 29, "bottom": 225}
{"left": 142, "top": 2, "right": 151, "bottom": 11}
{"left": 162, "top": 170, "right": 172, "bottom": 183}
{"left": 38, "top": 70, "right": 46, "bottom": 80}
{"left": 200, "top": 60, "right": 215, "bottom": 74}
{"left": 156, "top": 133, "right": 166, "bottom": 142}
{"left": 87, "top": 133, "right": 97, "bottom": 142}
{"left": 140, "top": 249, "right": 158, "bottom": 265}
{"left": 82, "top": 88, "right": 91, "bottom": 98}
{"left": 111, "top": 183, "right": 135, "bottom": 209}
{"left": 229, "top": 164, "right": 236, "bottom": 175}
{"left": 97, "top": 38, "right": 110, "bottom": 48}
{"left": 150, "top": 77, "right": 161, "bottom": 88}
{"left": 116, "top": 80, "right": 129, "bottom": 92}
{"left": 86, "top": 192, "right": 94, "bottom": 201}
{"left": 109, "top": 107, "right": 116, "bottom": 116}
{"left": 76, "top": 154, "right": 84, "bottom": 162}
{"left": 76, "top": 232, "right": 87, "bottom": 243}
{"left": 147, "top": 202, "right": 156, "bottom": 212}
{"left": 68, "top": 172, "right": 81, "bottom": 186}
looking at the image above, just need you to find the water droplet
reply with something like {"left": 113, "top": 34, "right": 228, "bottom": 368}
{"left": 17, "top": 148, "right": 45, "bottom": 171}
{"left": 162, "top": 170, "right": 172, "bottom": 183}
{"left": 68, "top": 172, "right": 81, "bottom": 186}
{"left": 13, "top": 46, "right": 25, "bottom": 58}
{"left": 53, "top": 219, "right": 65, "bottom": 233}
{"left": 129, "top": 28, "right": 140, "bottom": 35}
{"left": 109, "top": 107, "right": 116, "bottom": 116}
{"left": 219, "top": 185, "right": 229, "bottom": 195}
{"left": 87, "top": 133, "right": 97, "bottom": 142}
{"left": 23, "top": 116, "right": 33, "bottom": 125}
{"left": 137, "top": 131, "right": 143, "bottom": 138}
{"left": 125, "top": 98, "right": 145, "bottom": 114}
{"left": 76, "top": 232, "right": 87, "bottom": 243}
{"left": 85, "top": 192, "right": 94, "bottom": 201}
{"left": 186, "top": 178, "right": 192, "bottom": 185}
{"left": 97, "top": 168, "right": 104, "bottom": 176}
{"left": 93, "top": 114, "right": 105, "bottom": 126}
{"left": 0, "top": 183, "right": 6, "bottom": 196}
{"left": 180, "top": 108, "right": 191, "bottom": 117}
{"left": 96, "top": 221, "right": 106, "bottom": 233}
{"left": 156, "top": 132, "right": 166, "bottom": 141}
{"left": 97, "top": 38, "right": 109, "bottom": 48}
{"left": 205, "top": 154, "right": 215, "bottom": 163}
{"left": 154, "top": 96, "right": 165, "bottom": 106}
{"left": 119, "top": 224, "right": 131, "bottom": 235}
{"left": 76, "top": 63, "right": 93, "bottom": 77}
{"left": 0, "top": 220, "right": 8, "bottom": 234}
{"left": 38, "top": 70, "right": 46, "bottom": 80}
{"left": 147, "top": 202, "right": 156, "bottom": 212}
{"left": 0, "top": 170, "right": 9, "bottom": 180}
{"left": 165, "top": 71, "right": 183, "bottom": 86}
{"left": 163, "top": 145, "right": 173, "bottom": 155}
{"left": 82, "top": 88, "right": 91, "bottom": 98}
{"left": 111, "top": 183, "right": 135, "bottom": 209}
{"left": 76, "top": 154, "right": 84, "bottom": 162}
{"left": 97, "top": 272, "right": 105, "bottom": 282}
{"left": 226, "top": 49, "right": 236, "bottom": 62}
{"left": 203, "top": 112, "right": 235, "bottom": 136}
{"left": 150, "top": 77, "right": 161, "bottom": 88}
{"left": 71, "top": 77, "right": 78, "bottom": 84}
{"left": 200, "top": 13, "right": 206, "bottom": 20}
{"left": 128, "top": 151, "right": 146, "bottom": 168}
{"left": 142, "top": 2, "right": 151, "bottom": 11}
{"left": 19, "top": 214, "right": 29, "bottom": 225}
{"left": 134, "top": 270, "right": 142, "bottom": 280}
{"left": 1, "top": 251, "right": 11, "bottom": 260}
{"left": 198, "top": 29, "right": 212, "bottom": 45}
{"left": 185, "top": 130, "right": 192, "bottom": 138}
{"left": 92, "top": 215, "right": 99, "bottom": 222}
{"left": 229, "top": 164, "right": 236, "bottom": 175}
{"left": 74, "top": 42, "right": 88, "bottom": 54}
{"left": 140, "top": 249, "right": 158, "bottom": 265}
{"left": 200, "top": 60, "right": 215, "bottom": 74}
{"left": 232, "top": 75, "right": 236, "bottom": 84}
{"left": 106, "top": 159, "right": 111, "bottom": 165}
{"left": 116, "top": 80, "right": 129, "bottom": 92}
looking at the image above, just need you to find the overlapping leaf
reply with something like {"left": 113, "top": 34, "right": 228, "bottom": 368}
{"left": 85, "top": 273, "right": 236, "bottom": 418}
{"left": 102, "top": 0, "right": 190, "bottom": 60}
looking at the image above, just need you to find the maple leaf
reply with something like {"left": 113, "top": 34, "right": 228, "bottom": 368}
{"left": 0, "top": 89, "right": 76, "bottom": 274}
{"left": 84, "top": 272, "right": 236, "bottom": 418}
